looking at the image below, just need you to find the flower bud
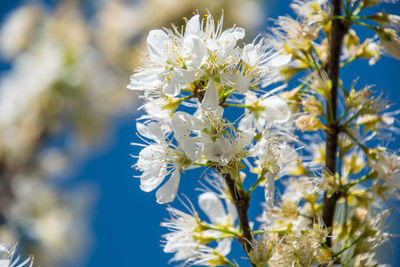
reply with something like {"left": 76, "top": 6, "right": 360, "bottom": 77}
{"left": 295, "top": 115, "right": 323, "bottom": 132}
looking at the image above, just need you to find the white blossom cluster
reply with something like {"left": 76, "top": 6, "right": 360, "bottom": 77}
{"left": 129, "top": 12, "right": 295, "bottom": 204}
{"left": 129, "top": 11, "right": 299, "bottom": 265}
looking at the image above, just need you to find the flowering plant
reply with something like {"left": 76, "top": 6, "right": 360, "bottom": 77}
{"left": 130, "top": 1, "right": 400, "bottom": 266}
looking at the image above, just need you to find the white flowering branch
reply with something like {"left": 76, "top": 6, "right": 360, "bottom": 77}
{"left": 129, "top": 2, "right": 400, "bottom": 266}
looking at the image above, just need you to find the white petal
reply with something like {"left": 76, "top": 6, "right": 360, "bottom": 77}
{"left": 226, "top": 199, "right": 238, "bottom": 223}
{"left": 220, "top": 27, "right": 245, "bottom": 49}
{"left": 261, "top": 96, "right": 291, "bottom": 123}
{"left": 242, "top": 44, "right": 258, "bottom": 66}
{"left": 136, "top": 122, "right": 165, "bottom": 142}
{"left": 184, "top": 35, "right": 207, "bottom": 68}
{"left": 265, "top": 174, "right": 275, "bottom": 209}
{"left": 216, "top": 238, "right": 232, "bottom": 256}
{"left": 198, "top": 192, "right": 226, "bottom": 224}
{"left": 172, "top": 112, "right": 191, "bottom": 138}
{"left": 179, "top": 139, "right": 197, "bottom": 161}
{"left": 381, "top": 34, "right": 400, "bottom": 59}
{"left": 138, "top": 144, "right": 161, "bottom": 162}
{"left": 202, "top": 138, "right": 229, "bottom": 163}
{"left": 172, "top": 111, "right": 204, "bottom": 138}
{"left": 127, "top": 69, "right": 162, "bottom": 90}
{"left": 201, "top": 80, "right": 222, "bottom": 114}
{"left": 238, "top": 113, "right": 256, "bottom": 139}
{"left": 140, "top": 167, "right": 167, "bottom": 192}
{"left": 174, "top": 68, "right": 199, "bottom": 84}
{"left": 223, "top": 73, "right": 250, "bottom": 93}
{"left": 147, "top": 29, "right": 170, "bottom": 61}
{"left": 163, "top": 78, "right": 180, "bottom": 97}
{"left": 270, "top": 54, "right": 292, "bottom": 67}
{"left": 185, "top": 15, "right": 201, "bottom": 37}
{"left": 156, "top": 171, "right": 180, "bottom": 204}
{"left": 163, "top": 68, "right": 199, "bottom": 97}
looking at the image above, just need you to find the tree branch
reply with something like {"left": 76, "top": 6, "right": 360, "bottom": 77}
{"left": 322, "top": 0, "right": 348, "bottom": 247}
{"left": 222, "top": 172, "right": 256, "bottom": 266}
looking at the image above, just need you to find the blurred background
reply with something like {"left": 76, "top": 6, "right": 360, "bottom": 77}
{"left": 0, "top": 0, "right": 398, "bottom": 266}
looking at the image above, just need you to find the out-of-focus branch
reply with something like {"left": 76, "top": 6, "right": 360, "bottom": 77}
{"left": 322, "top": 0, "right": 348, "bottom": 247}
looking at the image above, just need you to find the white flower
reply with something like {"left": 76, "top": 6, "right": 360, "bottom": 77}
{"left": 342, "top": 150, "right": 365, "bottom": 176}
{"left": 202, "top": 136, "right": 232, "bottom": 164}
{"left": 188, "top": 239, "right": 233, "bottom": 266}
{"left": 290, "top": 0, "right": 328, "bottom": 21}
{"left": 0, "top": 243, "right": 33, "bottom": 267}
{"left": 203, "top": 129, "right": 250, "bottom": 166}
{"left": 241, "top": 40, "right": 291, "bottom": 89}
{"left": 198, "top": 191, "right": 237, "bottom": 226}
{"left": 170, "top": 94, "right": 250, "bottom": 166}
{"left": 251, "top": 136, "right": 298, "bottom": 212}
{"left": 258, "top": 95, "right": 291, "bottom": 124}
{"left": 0, "top": 6, "right": 41, "bottom": 58}
{"left": 128, "top": 11, "right": 290, "bottom": 102}
{"left": 239, "top": 92, "right": 292, "bottom": 139}
{"left": 137, "top": 97, "right": 173, "bottom": 132}
{"left": 385, "top": 171, "right": 400, "bottom": 198}
{"left": 386, "top": 14, "right": 400, "bottom": 31}
{"left": 251, "top": 135, "right": 298, "bottom": 176}
{"left": 281, "top": 177, "right": 316, "bottom": 204}
{"left": 161, "top": 191, "right": 237, "bottom": 265}
{"left": 135, "top": 122, "right": 196, "bottom": 203}
{"left": 271, "top": 16, "right": 321, "bottom": 50}
{"left": 128, "top": 12, "right": 246, "bottom": 98}
{"left": 258, "top": 178, "right": 315, "bottom": 233}
{"left": 162, "top": 207, "right": 201, "bottom": 262}
{"left": 369, "top": 150, "right": 399, "bottom": 181}
{"left": 381, "top": 32, "right": 400, "bottom": 59}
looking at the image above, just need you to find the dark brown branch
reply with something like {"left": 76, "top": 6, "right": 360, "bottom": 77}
{"left": 222, "top": 173, "right": 255, "bottom": 266}
{"left": 322, "top": 0, "right": 348, "bottom": 247}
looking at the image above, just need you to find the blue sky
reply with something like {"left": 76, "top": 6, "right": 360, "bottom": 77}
{"left": 1, "top": 0, "right": 399, "bottom": 266}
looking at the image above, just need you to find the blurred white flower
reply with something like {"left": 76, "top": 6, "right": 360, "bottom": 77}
{"left": 369, "top": 150, "right": 399, "bottom": 181}
{"left": 0, "top": 243, "right": 33, "bottom": 267}
{"left": 381, "top": 32, "right": 400, "bottom": 59}
{"left": 0, "top": 5, "right": 41, "bottom": 58}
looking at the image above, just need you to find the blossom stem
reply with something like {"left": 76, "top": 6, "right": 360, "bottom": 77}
{"left": 342, "top": 128, "right": 369, "bottom": 154}
{"left": 353, "top": 20, "right": 380, "bottom": 32}
{"left": 247, "top": 169, "right": 267, "bottom": 195}
{"left": 222, "top": 172, "right": 256, "bottom": 266}
{"left": 333, "top": 234, "right": 363, "bottom": 257}
{"left": 202, "top": 225, "right": 240, "bottom": 237}
{"left": 322, "top": 0, "right": 349, "bottom": 248}
{"left": 224, "top": 103, "right": 253, "bottom": 109}
{"left": 346, "top": 172, "right": 376, "bottom": 188}
{"left": 340, "top": 54, "right": 357, "bottom": 67}
{"left": 252, "top": 230, "right": 265, "bottom": 235}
